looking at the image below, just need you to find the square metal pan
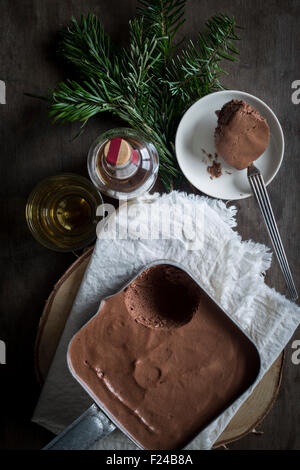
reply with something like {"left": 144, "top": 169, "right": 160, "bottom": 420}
{"left": 65, "top": 259, "right": 261, "bottom": 450}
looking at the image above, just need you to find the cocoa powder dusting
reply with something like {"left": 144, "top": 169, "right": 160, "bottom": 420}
{"left": 207, "top": 160, "right": 222, "bottom": 179}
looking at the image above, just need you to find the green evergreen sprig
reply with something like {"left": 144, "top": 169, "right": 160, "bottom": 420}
{"left": 46, "top": 1, "right": 240, "bottom": 190}
{"left": 164, "top": 14, "right": 240, "bottom": 105}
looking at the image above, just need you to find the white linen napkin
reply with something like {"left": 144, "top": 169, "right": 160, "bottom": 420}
{"left": 32, "top": 191, "right": 300, "bottom": 449}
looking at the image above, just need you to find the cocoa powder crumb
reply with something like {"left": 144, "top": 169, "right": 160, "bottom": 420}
{"left": 207, "top": 160, "right": 222, "bottom": 179}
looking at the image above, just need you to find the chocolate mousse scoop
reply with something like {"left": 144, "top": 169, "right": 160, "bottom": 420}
{"left": 215, "top": 99, "right": 270, "bottom": 170}
{"left": 124, "top": 264, "right": 200, "bottom": 329}
{"left": 68, "top": 264, "right": 260, "bottom": 450}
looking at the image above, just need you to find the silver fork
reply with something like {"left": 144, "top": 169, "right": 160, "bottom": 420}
{"left": 247, "top": 164, "right": 298, "bottom": 301}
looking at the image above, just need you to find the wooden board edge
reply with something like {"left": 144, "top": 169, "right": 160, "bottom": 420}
{"left": 34, "top": 246, "right": 94, "bottom": 384}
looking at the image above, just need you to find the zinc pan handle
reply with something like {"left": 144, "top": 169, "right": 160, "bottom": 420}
{"left": 43, "top": 404, "right": 115, "bottom": 450}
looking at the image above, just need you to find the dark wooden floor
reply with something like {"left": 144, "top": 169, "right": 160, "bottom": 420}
{"left": 0, "top": 0, "right": 299, "bottom": 450}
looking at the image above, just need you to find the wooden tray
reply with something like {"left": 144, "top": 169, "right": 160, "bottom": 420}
{"left": 35, "top": 247, "right": 284, "bottom": 448}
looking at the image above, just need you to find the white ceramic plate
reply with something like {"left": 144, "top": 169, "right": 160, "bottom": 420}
{"left": 175, "top": 90, "right": 284, "bottom": 200}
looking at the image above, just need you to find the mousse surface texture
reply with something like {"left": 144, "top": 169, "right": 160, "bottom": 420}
{"left": 68, "top": 264, "right": 259, "bottom": 450}
{"left": 215, "top": 99, "right": 270, "bottom": 170}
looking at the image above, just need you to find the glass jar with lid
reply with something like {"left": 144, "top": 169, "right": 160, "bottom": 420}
{"left": 87, "top": 128, "right": 159, "bottom": 200}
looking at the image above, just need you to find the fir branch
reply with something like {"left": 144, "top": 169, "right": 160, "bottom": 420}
{"left": 164, "top": 14, "right": 240, "bottom": 105}
{"left": 58, "top": 13, "right": 119, "bottom": 81}
{"left": 137, "top": 0, "right": 186, "bottom": 58}
{"left": 122, "top": 18, "right": 163, "bottom": 103}
{"left": 41, "top": 2, "right": 240, "bottom": 190}
{"left": 49, "top": 79, "right": 119, "bottom": 122}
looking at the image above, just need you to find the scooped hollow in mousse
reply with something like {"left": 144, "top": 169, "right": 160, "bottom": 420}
{"left": 124, "top": 264, "right": 201, "bottom": 329}
{"left": 215, "top": 99, "right": 270, "bottom": 170}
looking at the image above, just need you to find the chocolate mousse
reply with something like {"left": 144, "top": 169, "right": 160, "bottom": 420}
{"left": 124, "top": 264, "right": 200, "bottom": 329}
{"left": 215, "top": 100, "right": 270, "bottom": 170}
{"left": 68, "top": 264, "right": 260, "bottom": 450}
